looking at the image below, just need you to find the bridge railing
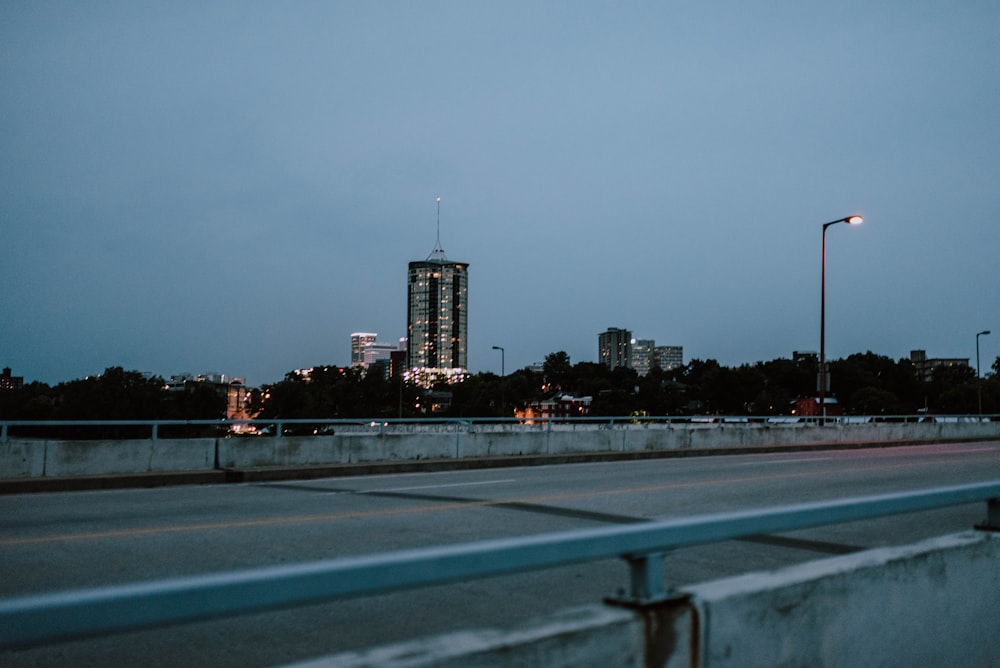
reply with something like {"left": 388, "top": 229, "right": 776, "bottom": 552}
{"left": 2, "top": 479, "right": 998, "bottom": 649}
{"left": 2, "top": 414, "right": 997, "bottom": 442}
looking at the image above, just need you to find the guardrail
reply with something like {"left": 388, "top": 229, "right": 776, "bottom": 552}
{"left": 2, "top": 480, "right": 998, "bottom": 649}
{"left": 3, "top": 414, "right": 997, "bottom": 442}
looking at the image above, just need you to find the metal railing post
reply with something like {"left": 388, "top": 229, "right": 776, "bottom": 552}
{"left": 1, "top": 422, "right": 7, "bottom": 443}
{"left": 614, "top": 552, "right": 668, "bottom": 605}
{"left": 151, "top": 423, "right": 158, "bottom": 441}
{"left": 976, "top": 498, "right": 1000, "bottom": 532}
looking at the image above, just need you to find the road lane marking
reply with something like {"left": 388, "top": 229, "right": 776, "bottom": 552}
{"left": 946, "top": 446, "right": 997, "bottom": 454}
{"left": 734, "top": 457, "right": 834, "bottom": 466}
{"left": 359, "top": 479, "right": 516, "bottom": 494}
{"left": 3, "top": 457, "right": 998, "bottom": 548}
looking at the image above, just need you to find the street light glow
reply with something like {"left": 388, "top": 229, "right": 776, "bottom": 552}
{"left": 847, "top": 216, "right": 863, "bottom": 225}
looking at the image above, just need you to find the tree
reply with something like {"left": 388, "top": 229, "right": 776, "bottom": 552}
{"left": 51, "top": 367, "right": 167, "bottom": 421}
{"left": 757, "top": 358, "right": 814, "bottom": 403}
{"left": 828, "top": 352, "right": 923, "bottom": 413}
{"left": 503, "top": 368, "right": 543, "bottom": 412}
{"left": 927, "top": 364, "right": 977, "bottom": 413}
{"left": 848, "top": 386, "right": 905, "bottom": 415}
{"left": 542, "top": 352, "right": 572, "bottom": 392}
{"left": 8, "top": 349, "right": 990, "bottom": 427}
{"left": 0, "top": 381, "right": 53, "bottom": 420}
{"left": 0, "top": 367, "right": 227, "bottom": 438}
{"left": 257, "top": 366, "right": 423, "bottom": 424}
{"left": 447, "top": 373, "right": 502, "bottom": 417}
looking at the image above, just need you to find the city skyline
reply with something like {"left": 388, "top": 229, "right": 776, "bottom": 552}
{"left": 2, "top": 3, "right": 997, "bottom": 387}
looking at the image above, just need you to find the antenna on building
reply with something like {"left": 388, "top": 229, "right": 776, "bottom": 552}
{"left": 428, "top": 196, "right": 448, "bottom": 261}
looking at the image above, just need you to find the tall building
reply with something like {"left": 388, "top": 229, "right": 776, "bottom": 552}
{"left": 363, "top": 342, "right": 402, "bottom": 368}
{"left": 653, "top": 345, "right": 683, "bottom": 371}
{"left": 630, "top": 339, "right": 655, "bottom": 376}
{"left": 599, "top": 327, "right": 632, "bottom": 370}
{"left": 626, "top": 338, "right": 684, "bottom": 375}
{"left": 351, "top": 333, "right": 378, "bottom": 367}
{"left": 407, "top": 199, "right": 469, "bottom": 385}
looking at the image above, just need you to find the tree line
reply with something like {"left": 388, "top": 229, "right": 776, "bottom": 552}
{"left": 0, "top": 367, "right": 225, "bottom": 437}
{"left": 440, "top": 351, "right": 1000, "bottom": 418}
{"left": 2, "top": 353, "right": 998, "bottom": 429}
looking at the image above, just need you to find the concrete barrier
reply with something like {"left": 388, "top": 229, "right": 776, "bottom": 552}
{"left": 290, "top": 606, "right": 651, "bottom": 668}
{"left": 2, "top": 421, "right": 998, "bottom": 481}
{"left": 300, "top": 531, "right": 1000, "bottom": 667}
{"left": 1, "top": 438, "right": 216, "bottom": 478}
{"left": 687, "top": 531, "right": 1000, "bottom": 666}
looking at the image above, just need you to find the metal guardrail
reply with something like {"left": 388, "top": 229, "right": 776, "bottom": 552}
{"left": 2, "top": 480, "right": 998, "bottom": 649}
{"left": 2, "top": 414, "right": 998, "bottom": 442}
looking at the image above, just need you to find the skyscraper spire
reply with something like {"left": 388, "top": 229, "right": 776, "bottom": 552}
{"left": 408, "top": 195, "right": 469, "bottom": 385}
{"left": 427, "top": 196, "right": 448, "bottom": 261}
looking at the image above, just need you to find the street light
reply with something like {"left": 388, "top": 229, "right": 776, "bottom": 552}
{"left": 819, "top": 215, "right": 863, "bottom": 424}
{"left": 492, "top": 346, "right": 505, "bottom": 415}
{"left": 977, "top": 330, "right": 991, "bottom": 415}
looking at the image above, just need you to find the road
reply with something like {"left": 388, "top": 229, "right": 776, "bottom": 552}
{"left": 2, "top": 441, "right": 999, "bottom": 666}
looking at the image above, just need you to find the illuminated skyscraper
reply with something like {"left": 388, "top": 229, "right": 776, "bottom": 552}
{"left": 654, "top": 345, "right": 684, "bottom": 371}
{"left": 406, "top": 199, "right": 468, "bottom": 384}
{"left": 350, "top": 332, "right": 378, "bottom": 367}
{"left": 599, "top": 327, "right": 632, "bottom": 370}
{"left": 630, "top": 338, "right": 654, "bottom": 376}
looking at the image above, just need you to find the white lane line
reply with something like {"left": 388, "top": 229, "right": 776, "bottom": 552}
{"left": 359, "top": 479, "right": 517, "bottom": 494}
{"left": 945, "top": 446, "right": 998, "bottom": 454}
{"left": 732, "top": 457, "right": 834, "bottom": 466}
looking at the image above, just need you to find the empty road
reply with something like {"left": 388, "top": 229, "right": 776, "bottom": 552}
{"left": 2, "top": 440, "right": 999, "bottom": 666}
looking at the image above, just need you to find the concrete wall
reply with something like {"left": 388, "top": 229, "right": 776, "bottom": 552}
{"left": 687, "top": 531, "right": 1000, "bottom": 667}
{"left": 292, "top": 606, "right": 650, "bottom": 668}
{"left": 2, "top": 421, "right": 998, "bottom": 480}
{"left": 302, "top": 531, "right": 1000, "bottom": 667}
{"left": 1, "top": 438, "right": 215, "bottom": 478}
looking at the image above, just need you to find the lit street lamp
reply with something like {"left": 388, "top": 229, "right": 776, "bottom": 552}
{"left": 492, "top": 345, "right": 505, "bottom": 415}
{"left": 977, "top": 330, "right": 991, "bottom": 415}
{"left": 820, "top": 215, "right": 863, "bottom": 423}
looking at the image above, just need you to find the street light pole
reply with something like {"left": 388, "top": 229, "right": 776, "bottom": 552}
{"left": 977, "top": 330, "right": 991, "bottom": 415}
{"left": 819, "top": 215, "right": 863, "bottom": 424}
{"left": 492, "top": 346, "right": 505, "bottom": 415}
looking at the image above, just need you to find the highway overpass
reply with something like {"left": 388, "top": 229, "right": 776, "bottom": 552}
{"left": 2, "top": 439, "right": 999, "bottom": 665}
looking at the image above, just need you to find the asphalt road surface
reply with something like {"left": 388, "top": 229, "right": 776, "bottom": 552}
{"left": 2, "top": 441, "right": 999, "bottom": 666}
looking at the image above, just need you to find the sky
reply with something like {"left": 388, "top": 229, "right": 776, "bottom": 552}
{"left": 2, "top": 1, "right": 998, "bottom": 387}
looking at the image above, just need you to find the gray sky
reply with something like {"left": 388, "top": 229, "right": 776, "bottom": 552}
{"left": 2, "top": 1, "right": 998, "bottom": 387}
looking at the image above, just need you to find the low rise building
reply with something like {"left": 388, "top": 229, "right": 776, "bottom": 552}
{"left": 1, "top": 367, "right": 24, "bottom": 391}
{"left": 910, "top": 350, "right": 969, "bottom": 382}
{"left": 515, "top": 394, "right": 592, "bottom": 422}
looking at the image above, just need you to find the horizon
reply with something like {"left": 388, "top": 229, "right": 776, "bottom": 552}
{"left": 4, "top": 345, "right": 987, "bottom": 389}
